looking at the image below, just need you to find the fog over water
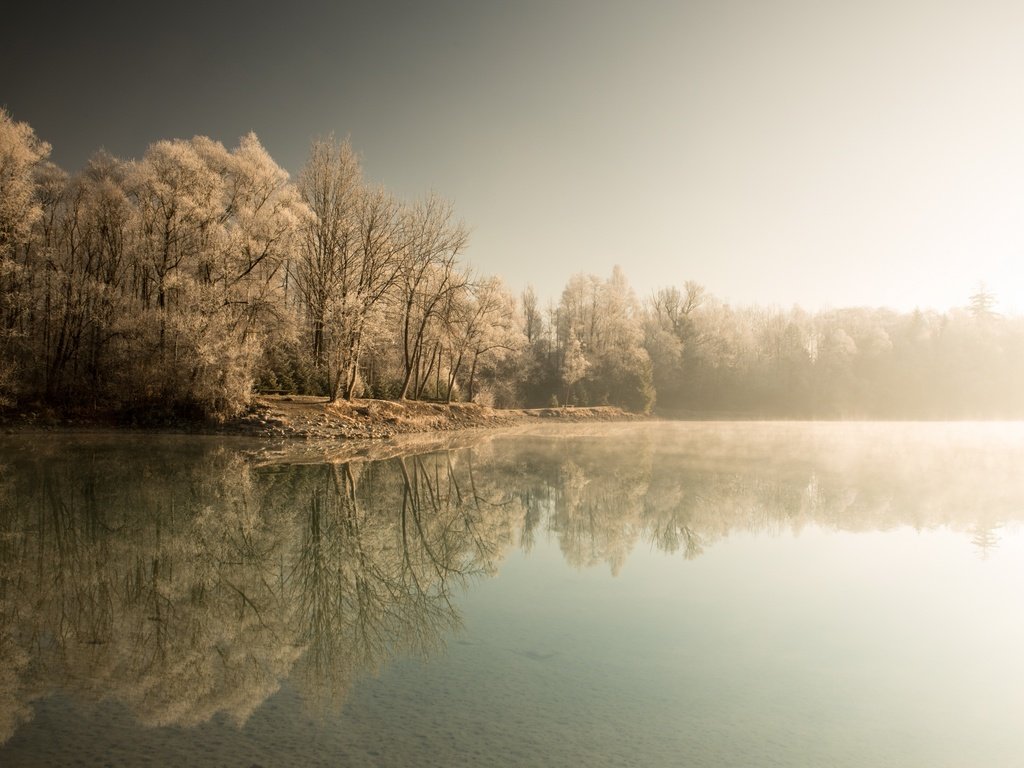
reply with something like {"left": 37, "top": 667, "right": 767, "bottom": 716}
{"left": 1, "top": 423, "right": 1022, "bottom": 766}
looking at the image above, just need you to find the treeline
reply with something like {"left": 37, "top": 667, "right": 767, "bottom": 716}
{"left": 638, "top": 282, "right": 1024, "bottom": 418}
{"left": 0, "top": 110, "right": 520, "bottom": 419}
{"left": 2, "top": 108, "right": 1023, "bottom": 419}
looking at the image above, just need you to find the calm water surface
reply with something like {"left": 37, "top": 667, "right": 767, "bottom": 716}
{"left": 1, "top": 422, "right": 1022, "bottom": 767}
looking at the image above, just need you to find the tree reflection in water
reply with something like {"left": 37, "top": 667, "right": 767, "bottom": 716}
{"left": 0, "top": 423, "right": 1021, "bottom": 743}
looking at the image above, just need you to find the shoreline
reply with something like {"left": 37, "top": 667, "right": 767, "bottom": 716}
{"left": 1, "top": 395, "right": 641, "bottom": 440}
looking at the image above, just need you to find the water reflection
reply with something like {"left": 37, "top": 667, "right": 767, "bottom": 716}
{"left": 0, "top": 423, "right": 1021, "bottom": 745}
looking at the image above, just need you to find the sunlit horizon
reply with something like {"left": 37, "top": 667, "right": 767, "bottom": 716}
{"left": 5, "top": 1, "right": 1024, "bottom": 312}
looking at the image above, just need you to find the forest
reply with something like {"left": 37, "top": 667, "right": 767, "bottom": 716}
{"left": 2, "top": 108, "right": 1023, "bottom": 420}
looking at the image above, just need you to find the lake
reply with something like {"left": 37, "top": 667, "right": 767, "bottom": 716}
{"left": 1, "top": 422, "right": 1022, "bottom": 767}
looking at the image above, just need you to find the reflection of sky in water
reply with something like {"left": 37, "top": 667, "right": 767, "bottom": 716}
{"left": 1, "top": 423, "right": 1023, "bottom": 766}
{"left": 393, "top": 525, "right": 1024, "bottom": 767}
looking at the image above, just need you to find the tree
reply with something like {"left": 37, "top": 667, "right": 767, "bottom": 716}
{"left": 442, "top": 276, "right": 523, "bottom": 403}
{"left": 521, "top": 284, "right": 542, "bottom": 345}
{"left": 121, "top": 134, "right": 304, "bottom": 417}
{"left": 560, "top": 329, "right": 588, "bottom": 406}
{"left": 395, "top": 194, "right": 469, "bottom": 400}
{"left": 0, "top": 109, "right": 51, "bottom": 404}
{"left": 294, "top": 137, "right": 361, "bottom": 383}
{"left": 331, "top": 185, "right": 405, "bottom": 400}
{"left": 557, "top": 267, "right": 654, "bottom": 412}
{"left": 0, "top": 109, "right": 50, "bottom": 260}
{"left": 295, "top": 142, "right": 406, "bottom": 401}
{"left": 968, "top": 283, "right": 996, "bottom": 320}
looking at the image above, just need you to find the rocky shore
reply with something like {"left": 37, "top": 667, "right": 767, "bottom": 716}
{"left": 226, "top": 395, "right": 639, "bottom": 440}
{"left": 1, "top": 395, "right": 640, "bottom": 440}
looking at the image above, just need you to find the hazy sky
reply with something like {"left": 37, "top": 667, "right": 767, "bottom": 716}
{"left": 4, "top": 0, "right": 1024, "bottom": 311}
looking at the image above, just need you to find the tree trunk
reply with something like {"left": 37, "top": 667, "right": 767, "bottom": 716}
{"left": 467, "top": 352, "right": 479, "bottom": 402}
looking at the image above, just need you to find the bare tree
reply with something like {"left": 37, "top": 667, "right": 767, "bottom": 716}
{"left": 521, "top": 284, "right": 541, "bottom": 344}
{"left": 332, "top": 185, "right": 405, "bottom": 400}
{"left": 444, "top": 277, "right": 522, "bottom": 403}
{"left": 395, "top": 194, "right": 469, "bottom": 400}
{"left": 294, "top": 137, "right": 361, "bottom": 375}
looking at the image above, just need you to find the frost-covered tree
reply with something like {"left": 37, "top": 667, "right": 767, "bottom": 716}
{"left": 440, "top": 276, "right": 523, "bottom": 403}
{"left": 124, "top": 134, "right": 305, "bottom": 417}
{"left": 555, "top": 267, "right": 654, "bottom": 411}
{"left": 560, "top": 329, "right": 588, "bottom": 406}
{"left": 0, "top": 110, "right": 51, "bottom": 404}
{"left": 0, "top": 109, "right": 49, "bottom": 260}
{"left": 293, "top": 137, "right": 360, "bottom": 382}
{"left": 395, "top": 195, "right": 469, "bottom": 400}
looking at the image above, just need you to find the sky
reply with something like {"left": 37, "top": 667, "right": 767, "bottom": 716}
{"left": 3, "top": 0, "right": 1024, "bottom": 312}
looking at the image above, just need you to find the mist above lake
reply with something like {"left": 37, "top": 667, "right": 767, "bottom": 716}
{"left": 1, "top": 422, "right": 1022, "bottom": 766}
